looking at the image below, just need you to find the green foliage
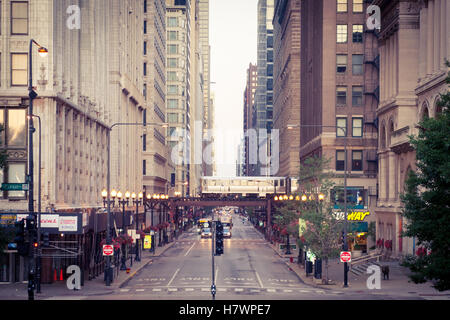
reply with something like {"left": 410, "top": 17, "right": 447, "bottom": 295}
{"left": 400, "top": 60, "right": 450, "bottom": 291}
{"left": 275, "top": 156, "right": 343, "bottom": 263}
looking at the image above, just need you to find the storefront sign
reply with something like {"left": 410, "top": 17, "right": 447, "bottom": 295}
{"left": 41, "top": 214, "right": 59, "bottom": 228}
{"left": 298, "top": 218, "right": 306, "bottom": 236}
{"left": 0, "top": 214, "right": 17, "bottom": 225}
{"left": 59, "top": 216, "right": 78, "bottom": 231}
{"left": 144, "top": 235, "right": 152, "bottom": 249}
{"left": 347, "top": 211, "right": 370, "bottom": 221}
{"left": 333, "top": 211, "right": 371, "bottom": 221}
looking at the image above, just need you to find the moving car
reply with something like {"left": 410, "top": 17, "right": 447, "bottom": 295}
{"left": 201, "top": 227, "right": 212, "bottom": 238}
{"left": 223, "top": 226, "right": 232, "bottom": 238}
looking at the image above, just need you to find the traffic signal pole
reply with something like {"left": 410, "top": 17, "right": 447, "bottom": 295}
{"left": 211, "top": 220, "right": 216, "bottom": 300}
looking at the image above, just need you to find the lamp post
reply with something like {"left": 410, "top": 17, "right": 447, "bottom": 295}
{"left": 132, "top": 192, "right": 143, "bottom": 262}
{"left": 117, "top": 191, "right": 130, "bottom": 270}
{"left": 287, "top": 123, "right": 349, "bottom": 287}
{"left": 103, "top": 122, "right": 167, "bottom": 286}
{"left": 26, "top": 39, "right": 48, "bottom": 301}
{"left": 27, "top": 114, "right": 41, "bottom": 294}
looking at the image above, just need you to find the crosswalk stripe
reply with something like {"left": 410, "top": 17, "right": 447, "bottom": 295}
{"left": 120, "top": 289, "right": 130, "bottom": 292}
{"left": 136, "top": 289, "right": 145, "bottom": 292}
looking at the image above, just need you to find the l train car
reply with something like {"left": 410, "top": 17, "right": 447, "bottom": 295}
{"left": 201, "top": 176, "right": 299, "bottom": 198}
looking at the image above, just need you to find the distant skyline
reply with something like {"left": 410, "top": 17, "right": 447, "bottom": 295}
{"left": 210, "top": 0, "right": 258, "bottom": 177}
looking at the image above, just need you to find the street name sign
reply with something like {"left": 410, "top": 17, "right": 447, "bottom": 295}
{"left": 103, "top": 245, "right": 114, "bottom": 256}
{"left": 1, "top": 183, "right": 29, "bottom": 191}
{"left": 340, "top": 251, "right": 352, "bottom": 263}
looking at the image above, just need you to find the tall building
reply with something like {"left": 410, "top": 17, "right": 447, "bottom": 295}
{"left": 256, "top": 0, "right": 274, "bottom": 176}
{"left": 143, "top": 0, "right": 171, "bottom": 196}
{"left": 299, "top": 0, "right": 379, "bottom": 251}
{"left": 273, "top": 0, "right": 301, "bottom": 178}
{"left": 0, "top": 0, "right": 147, "bottom": 282}
{"left": 166, "top": 0, "right": 192, "bottom": 197}
{"left": 188, "top": 0, "right": 205, "bottom": 196}
{"left": 243, "top": 63, "right": 258, "bottom": 176}
{"left": 198, "top": 0, "right": 213, "bottom": 177}
{"left": 374, "top": 0, "right": 449, "bottom": 257}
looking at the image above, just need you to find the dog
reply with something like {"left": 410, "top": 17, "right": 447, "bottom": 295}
{"left": 381, "top": 265, "right": 390, "bottom": 280}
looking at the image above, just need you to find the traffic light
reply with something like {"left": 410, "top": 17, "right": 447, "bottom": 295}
{"left": 14, "top": 220, "right": 29, "bottom": 256}
{"left": 215, "top": 221, "right": 224, "bottom": 255}
{"left": 43, "top": 232, "right": 50, "bottom": 247}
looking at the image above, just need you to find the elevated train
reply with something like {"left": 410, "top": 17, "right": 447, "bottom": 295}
{"left": 200, "top": 176, "right": 299, "bottom": 198}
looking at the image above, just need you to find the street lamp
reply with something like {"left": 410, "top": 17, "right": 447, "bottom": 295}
{"left": 287, "top": 123, "right": 349, "bottom": 287}
{"left": 132, "top": 192, "right": 143, "bottom": 262}
{"left": 117, "top": 191, "right": 129, "bottom": 270}
{"left": 104, "top": 121, "right": 168, "bottom": 286}
{"left": 26, "top": 39, "right": 48, "bottom": 301}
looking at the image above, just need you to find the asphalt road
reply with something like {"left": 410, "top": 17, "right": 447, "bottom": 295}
{"left": 91, "top": 213, "right": 416, "bottom": 300}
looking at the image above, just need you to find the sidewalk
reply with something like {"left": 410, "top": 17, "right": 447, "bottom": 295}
{"left": 268, "top": 241, "right": 450, "bottom": 298}
{"left": 0, "top": 237, "right": 177, "bottom": 300}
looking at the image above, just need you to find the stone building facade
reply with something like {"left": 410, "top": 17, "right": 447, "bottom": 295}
{"left": 273, "top": 0, "right": 301, "bottom": 178}
{"left": 374, "top": 0, "right": 450, "bottom": 257}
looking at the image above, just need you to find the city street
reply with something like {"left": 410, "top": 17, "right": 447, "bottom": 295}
{"left": 79, "top": 214, "right": 418, "bottom": 300}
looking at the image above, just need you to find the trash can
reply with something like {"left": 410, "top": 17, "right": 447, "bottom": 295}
{"left": 314, "top": 259, "right": 322, "bottom": 279}
{"left": 305, "top": 261, "right": 313, "bottom": 275}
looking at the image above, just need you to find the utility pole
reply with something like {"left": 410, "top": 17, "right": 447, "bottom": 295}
{"left": 211, "top": 220, "right": 216, "bottom": 300}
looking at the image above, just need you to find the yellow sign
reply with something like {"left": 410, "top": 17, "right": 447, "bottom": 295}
{"left": 298, "top": 218, "right": 306, "bottom": 236}
{"left": 347, "top": 211, "right": 370, "bottom": 221}
{"left": 144, "top": 235, "right": 152, "bottom": 249}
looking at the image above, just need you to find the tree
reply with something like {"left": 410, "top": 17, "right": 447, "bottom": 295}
{"left": 400, "top": 61, "right": 450, "bottom": 291}
{"left": 276, "top": 156, "right": 343, "bottom": 283}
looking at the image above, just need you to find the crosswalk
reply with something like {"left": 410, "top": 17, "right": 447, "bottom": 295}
{"left": 118, "top": 286, "right": 345, "bottom": 295}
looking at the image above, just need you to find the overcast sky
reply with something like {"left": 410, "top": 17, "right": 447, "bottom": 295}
{"left": 210, "top": 0, "right": 258, "bottom": 176}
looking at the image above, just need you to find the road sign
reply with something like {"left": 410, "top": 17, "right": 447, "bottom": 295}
{"left": 1, "top": 183, "right": 29, "bottom": 191}
{"left": 340, "top": 251, "right": 351, "bottom": 263}
{"left": 103, "top": 245, "right": 114, "bottom": 256}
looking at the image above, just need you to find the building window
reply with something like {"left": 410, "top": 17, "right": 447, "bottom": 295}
{"left": 336, "top": 117, "right": 347, "bottom": 137}
{"left": 169, "top": 127, "right": 177, "bottom": 137}
{"left": 352, "top": 24, "right": 363, "bottom": 43}
{"left": 168, "top": 31, "right": 177, "bottom": 41}
{"left": 143, "top": 41, "right": 147, "bottom": 55}
{"left": 336, "top": 86, "right": 347, "bottom": 105}
{"left": 11, "top": 1, "right": 28, "bottom": 35}
{"left": 11, "top": 53, "right": 27, "bottom": 86}
{"left": 143, "top": 160, "right": 146, "bottom": 175}
{"left": 167, "top": 71, "right": 177, "bottom": 81}
{"left": 144, "top": 0, "right": 147, "bottom": 13}
{"left": 337, "top": 24, "right": 348, "bottom": 43}
{"left": 336, "top": 54, "right": 347, "bottom": 73}
{"left": 167, "top": 85, "right": 178, "bottom": 95}
{"left": 167, "top": 113, "right": 178, "bottom": 123}
{"left": 353, "top": 0, "right": 363, "bottom": 13}
{"left": 167, "top": 58, "right": 177, "bottom": 68}
{"left": 0, "top": 107, "right": 27, "bottom": 147}
{"left": 266, "top": 78, "right": 273, "bottom": 91}
{"left": 142, "top": 134, "right": 147, "bottom": 151}
{"left": 143, "top": 62, "right": 147, "bottom": 76}
{"left": 143, "top": 83, "right": 147, "bottom": 99}
{"left": 167, "top": 99, "right": 178, "bottom": 109}
{"left": 336, "top": 150, "right": 346, "bottom": 171}
{"left": 352, "top": 151, "right": 363, "bottom": 171}
{"left": 352, "top": 86, "right": 363, "bottom": 106}
{"left": 352, "top": 117, "right": 363, "bottom": 137}
{"left": 168, "top": 44, "right": 178, "bottom": 54}
{"left": 267, "top": 50, "right": 273, "bottom": 62}
{"left": 168, "top": 17, "right": 178, "bottom": 27}
{"left": 352, "top": 54, "right": 364, "bottom": 75}
{"left": 337, "top": 0, "right": 347, "bottom": 12}
{"left": 144, "top": 20, "right": 147, "bottom": 34}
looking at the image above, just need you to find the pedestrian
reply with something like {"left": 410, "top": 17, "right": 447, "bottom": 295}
{"left": 381, "top": 265, "right": 389, "bottom": 280}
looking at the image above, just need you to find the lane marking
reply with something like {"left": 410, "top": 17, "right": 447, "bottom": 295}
{"left": 168, "top": 288, "right": 178, "bottom": 292}
{"left": 120, "top": 289, "right": 130, "bottom": 292}
{"left": 267, "top": 289, "right": 276, "bottom": 293}
{"left": 152, "top": 288, "right": 162, "bottom": 292}
{"left": 184, "top": 241, "right": 196, "bottom": 256}
{"left": 167, "top": 268, "right": 180, "bottom": 287}
{"left": 185, "top": 288, "right": 194, "bottom": 292}
{"left": 235, "top": 288, "right": 244, "bottom": 292}
{"left": 255, "top": 272, "right": 264, "bottom": 289}
{"left": 136, "top": 289, "right": 145, "bottom": 292}
{"left": 215, "top": 267, "right": 219, "bottom": 283}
